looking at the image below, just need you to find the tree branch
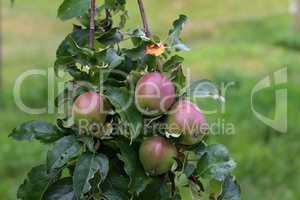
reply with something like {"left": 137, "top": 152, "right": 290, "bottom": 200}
{"left": 89, "top": 0, "right": 96, "bottom": 48}
{"left": 137, "top": 0, "right": 151, "bottom": 37}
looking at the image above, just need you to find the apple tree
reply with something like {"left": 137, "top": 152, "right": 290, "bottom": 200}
{"left": 10, "top": 0, "right": 241, "bottom": 199}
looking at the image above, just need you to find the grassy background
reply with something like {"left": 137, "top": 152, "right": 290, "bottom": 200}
{"left": 1, "top": 0, "right": 299, "bottom": 199}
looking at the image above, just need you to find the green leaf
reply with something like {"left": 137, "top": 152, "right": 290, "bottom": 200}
{"left": 115, "top": 138, "right": 151, "bottom": 195}
{"left": 58, "top": 35, "right": 93, "bottom": 61}
{"left": 105, "top": 0, "right": 126, "bottom": 11}
{"left": 129, "top": 28, "right": 149, "bottom": 46}
{"left": 103, "top": 0, "right": 127, "bottom": 29}
{"left": 138, "top": 178, "right": 173, "bottom": 200}
{"left": 209, "top": 179, "right": 223, "bottom": 199}
{"left": 163, "top": 55, "right": 184, "bottom": 72}
{"left": 162, "top": 55, "right": 186, "bottom": 94}
{"left": 79, "top": 136, "right": 96, "bottom": 153}
{"left": 102, "top": 173, "right": 130, "bottom": 200}
{"left": 56, "top": 26, "right": 89, "bottom": 57}
{"left": 105, "top": 87, "right": 143, "bottom": 141}
{"left": 17, "top": 165, "right": 60, "bottom": 200}
{"left": 58, "top": 0, "right": 91, "bottom": 21}
{"left": 119, "top": 10, "right": 128, "bottom": 28}
{"left": 128, "top": 70, "right": 142, "bottom": 86}
{"left": 9, "top": 120, "right": 62, "bottom": 144}
{"left": 43, "top": 177, "right": 76, "bottom": 200}
{"left": 73, "top": 152, "right": 109, "bottom": 199}
{"left": 105, "top": 48, "right": 124, "bottom": 68}
{"left": 169, "top": 15, "right": 187, "bottom": 38}
{"left": 168, "top": 15, "right": 190, "bottom": 51}
{"left": 183, "top": 163, "right": 197, "bottom": 178}
{"left": 55, "top": 26, "right": 90, "bottom": 77}
{"left": 198, "top": 144, "right": 236, "bottom": 181}
{"left": 173, "top": 67, "right": 186, "bottom": 94}
{"left": 54, "top": 56, "right": 75, "bottom": 76}
{"left": 97, "top": 28, "right": 124, "bottom": 46}
{"left": 67, "top": 36, "right": 94, "bottom": 56}
{"left": 218, "top": 176, "right": 241, "bottom": 200}
{"left": 124, "top": 45, "right": 146, "bottom": 61}
{"left": 47, "top": 135, "right": 81, "bottom": 172}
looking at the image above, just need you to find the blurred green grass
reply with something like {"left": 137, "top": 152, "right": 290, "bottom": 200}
{"left": 1, "top": 0, "right": 299, "bottom": 199}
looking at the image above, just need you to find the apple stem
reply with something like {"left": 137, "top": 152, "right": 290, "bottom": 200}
{"left": 137, "top": 0, "right": 151, "bottom": 37}
{"left": 89, "top": 0, "right": 96, "bottom": 49}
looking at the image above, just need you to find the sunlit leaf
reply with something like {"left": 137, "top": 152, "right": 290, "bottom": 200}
{"left": 58, "top": 0, "right": 91, "bottom": 21}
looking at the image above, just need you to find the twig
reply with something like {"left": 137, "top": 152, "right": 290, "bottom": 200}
{"left": 89, "top": 0, "right": 96, "bottom": 48}
{"left": 137, "top": 0, "right": 151, "bottom": 37}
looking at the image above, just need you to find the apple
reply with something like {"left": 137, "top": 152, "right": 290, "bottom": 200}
{"left": 167, "top": 100, "right": 208, "bottom": 145}
{"left": 135, "top": 72, "right": 175, "bottom": 116}
{"left": 73, "top": 91, "right": 107, "bottom": 125}
{"left": 139, "top": 136, "right": 177, "bottom": 175}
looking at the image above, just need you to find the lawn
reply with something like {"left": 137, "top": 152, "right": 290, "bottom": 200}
{"left": 1, "top": 0, "right": 299, "bottom": 199}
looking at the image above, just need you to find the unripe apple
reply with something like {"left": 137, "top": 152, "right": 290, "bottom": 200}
{"left": 167, "top": 100, "right": 208, "bottom": 145}
{"left": 73, "top": 92, "right": 107, "bottom": 125}
{"left": 139, "top": 136, "right": 177, "bottom": 175}
{"left": 135, "top": 72, "right": 175, "bottom": 116}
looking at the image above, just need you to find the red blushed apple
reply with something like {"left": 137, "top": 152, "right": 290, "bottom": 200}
{"left": 135, "top": 72, "right": 175, "bottom": 116}
{"left": 167, "top": 100, "right": 208, "bottom": 145}
{"left": 73, "top": 92, "right": 107, "bottom": 125}
{"left": 139, "top": 136, "right": 177, "bottom": 175}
